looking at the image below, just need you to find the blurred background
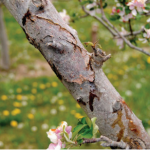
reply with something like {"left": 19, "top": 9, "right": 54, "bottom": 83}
{"left": 0, "top": 0, "right": 150, "bottom": 149}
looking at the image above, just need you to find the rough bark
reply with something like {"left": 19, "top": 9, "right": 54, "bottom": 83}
{"left": 0, "top": 5, "right": 9, "bottom": 70}
{"left": 1, "top": 0, "right": 150, "bottom": 148}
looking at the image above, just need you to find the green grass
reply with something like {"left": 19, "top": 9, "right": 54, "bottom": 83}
{"left": 0, "top": 0, "right": 150, "bottom": 149}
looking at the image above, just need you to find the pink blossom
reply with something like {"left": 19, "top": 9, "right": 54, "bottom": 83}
{"left": 111, "top": 7, "right": 116, "bottom": 15}
{"left": 47, "top": 139, "right": 62, "bottom": 150}
{"left": 59, "top": 9, "right": 70, "bottom": 24}
{"left": 144, "top": 28, "right": 150, "bottom": 38}
{"left": 47, "top": 121, "right": 73, "bottom": 150}
{"left": 115, "top": 28, "right": 127, "bottom": 49}
{"left": 127, "top": 0, "right": 147, "bottom": 16}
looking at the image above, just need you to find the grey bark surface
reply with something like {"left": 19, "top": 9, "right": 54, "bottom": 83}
{"left": 1, "top": 0, "right": 150, "bottom": 148}
{"left": 0, "top": 5, "right": 9, "bottom": 70}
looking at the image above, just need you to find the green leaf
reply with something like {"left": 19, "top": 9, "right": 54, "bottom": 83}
{"left": 81, "top": 117, "right": 87, "bottom": 124}
{"left": 110, "top": 15, "right": 120, "bottom": 21}
{"left": 80, "top": 129, "right": 93, "bottom": 139}
{"left": 145, "top": 23, "right": 150, "bottom": 29}
{"left": 125, "top": 6, "right": 131, "bottom": 14}
{"left": 77, "top": 139, "right": 83, "bottom": 145}
{"left": 84, "top": 42, "right": 94, "bottom": 47}
{"left": 86, "top": 117, "right": 92, "bottom": 128}
{"left": 91, "top": 117, "right": 99, "bottom": 136}
{"left": 72, "top": 124, "right": 87, "bottom": 140}
{"left": 64, "top": 132, "right": 75, "bottom": 144}
{"left": 103, "top": 3, "right": 107, "bottom": 9}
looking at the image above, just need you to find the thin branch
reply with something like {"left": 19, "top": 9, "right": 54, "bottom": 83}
{"left": 82, "top": 136, "right": 129, "bottom": 149}
{"left": 79, "top": 0, "right": 150, "bottom": 56}
{"left": 128, "top": 19, "right": 133, "bottom": 35}
{"left": 100, "top": 136, "right": 130, "bottom": 149}
{"left": 79, "top": 0, "right": 117, "bottom": 36}
{"left": 82, "top": 138, "right": 102, "bottom": 144}
{"left": 79, "top": 14, "right": 89, "bottom": 18}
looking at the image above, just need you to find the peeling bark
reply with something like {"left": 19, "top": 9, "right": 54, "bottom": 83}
{"left": 1, "top": 0, "right": 150, "bottom": 148}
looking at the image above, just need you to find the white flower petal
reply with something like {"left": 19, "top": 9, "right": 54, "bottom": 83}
{"left": 147, "top": 18, "right": 150, "bottom": 23}
{"left": 132, "top": 9, "right": 137, "bottom": 16}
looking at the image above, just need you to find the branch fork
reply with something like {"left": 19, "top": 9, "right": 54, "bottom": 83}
{"left": 91, "top": 47, "right": 111, "bottom": 68}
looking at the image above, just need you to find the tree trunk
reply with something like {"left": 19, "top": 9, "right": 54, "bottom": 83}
{"left": 1, "top": 0, "right": 150, "bottom": 148}
{"left": 0, "top": 5, "right": 9, "bottom": 70}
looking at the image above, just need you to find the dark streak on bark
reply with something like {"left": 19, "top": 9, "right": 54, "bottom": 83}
{"left": 49, "top": 61, "right": 62, "bottom": 80}
{"left": 22, "top": 10, "right": 31, "bottom": 26}
{"left": 36, "top": 16, "right": 78, "bottom": 45}
{"left": 89, "top": 82, "right": 98, "bottom": 111}
{"left": 77, "top": 97, "right": 86, "bottom": 106}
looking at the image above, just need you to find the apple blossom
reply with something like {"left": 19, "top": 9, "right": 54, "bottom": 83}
{"left": 59, "top": 9, "right": 70, "bottom": 24}
{"left": 115, "top": 28, "right": 128, "bottom": 49}
{"left": 127, "top": 0, "right": 148, "bottom": 16}
{"left": 47, "top": 139, "right": 62, "bottom": 150}
{"left": 47, "top": 121, "right": 74, "bottom": 150}
{"left": 144, "top": 28, "right": 150, "bottom": 38}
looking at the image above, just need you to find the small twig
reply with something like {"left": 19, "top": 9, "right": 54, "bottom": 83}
{"left": 80, "top": 14, "right": 89, "bottom": 18}
{"left": 128, "top": 19, "right": 133, "bottom": 35}
{"left": 100, "top": 136, "right": 130, "bottom": 149}
{"left": 115, "top": 29, "right": 144, "bottom": 38}
{"left": 82, "top": 138, "right": 102, "bottom": 144}
{"left": 79, "top": 0, "right": 117, "bottom": 36}
{"left": 82, "top": 136, "right": 129, "bottom": 149}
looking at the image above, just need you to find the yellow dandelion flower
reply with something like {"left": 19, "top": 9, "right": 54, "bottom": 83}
{"left": 75, "top": 113, "right": 82, "bottom": 119}
{"left": 58, "top": 100, "right": 64, "bottom": 105}
{"left": 39, "top": 84, "right": 46, "bottom": 89}
{"left": 46, "top": 83, "right": 51, "bottom": 87}
{"left": 31, "top": 89, "right": 37, "bottom": 94}
{"left": 147, "top": 57, "right": 150, "bottom": 64}
{"left": 30, "top": 95, "right": 35, "bottom": 100}
{"left": 16, "top": 88, "right": 22, "bottom": 93}
{"left": 11, "top": 108, "right": 21, "bottom": 116}
{"left": 52, "top": 82, "right": 58, "bottom": 87}
{"left": 28, "top": 113, "right": 34, "bottom": 119}
{"left": 76, "top": 103, "right": 80, "bottom": 108}
{"left": 1, "top": 95, "right": 7, "bottom": 101}
{"left": 118, "top": 70, "right": 124, "bottom": 75}
{"left": 32, "top": 82, "right": 38, "bottom": 87}
{"left": 10, "top": 120, "right": 18, "bottom": 127}
{"left": 78, "top": 115, "right": 84, "bottom": 119}
{"left": 3, "top": 110, "right": 9, "bottom": 116}
{"left": 16, "top": 95, "right": 22, "bottom": 101}
{"left": 71, "top": 110, "right": 76, "bottom": 115}
{"left": 13, "top": 102, "right": 22, "bottom": 107}
{"left": 107, "top": 74, "right": 113, "bottom": 79}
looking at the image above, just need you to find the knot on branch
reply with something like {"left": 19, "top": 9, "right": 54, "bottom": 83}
{"left": 100, "top": 136, "right": 129, "bottom": 149}
{"left": 91, "top": 47, "right": 111, "bottom": 68}
{"left": 32, "top": 0, "right": 47, "bottom": 10}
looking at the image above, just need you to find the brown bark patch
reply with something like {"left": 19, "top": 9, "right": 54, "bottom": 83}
{"left": 111, "top": 110, "right": 125, "bottom": 141}
{"left": 22, "top": 10, "right": 31, "bottom": 26}
{"left": 121, "top": 99, "right": 141, "bottom": 136}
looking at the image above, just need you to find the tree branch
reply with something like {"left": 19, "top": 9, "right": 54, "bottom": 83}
{"left": 79, "top": 0, "right": 150, "bottom": 56}
{"left": 128, "top": 19, "right": 133, "bottom": 35}
{"left": 2, "top": 0, "right": 150, "bottom": 148}
{"left": 79, "top": 0, "right": 117, "bottom": 37}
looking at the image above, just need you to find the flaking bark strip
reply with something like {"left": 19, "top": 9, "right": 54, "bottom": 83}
{"left": 111, "top": 110, "right": 125, "bottom": 142}
{"left": 22, "top": 10, "right": 31, "bottom": 26}
{"left": 35, "top": 16, "right": 78, "bottom": 45}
